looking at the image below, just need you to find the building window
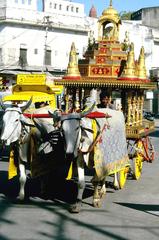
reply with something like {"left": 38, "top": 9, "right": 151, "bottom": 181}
{"left": 49, "top": 2, "right": 52, "bottom": 8}
{"left": 44, "top": 50, "right": 51, "bottom": 66}
{"left": 76, "top": 7, "right": 79, "bottom": 13}
{"left": 15, "top": 0, "right": 18, "bottom": 3}
{"left": 19, "top": 48, "right": 27, "bottom": 67}
{"left": 28, "top": 0, "right": 31, "bottom": 4}
{"left": 59, "top": 4, "right": 62, "bottom": 10}
{"left": 34, "top": 49, "right": 38, "bottom": 54}
{"left": 22, "top": 0, "right": 25, "bottom": 4}
{"left": 66, "top": 6, "right": 69, "bottom": 11}
{"left": 54, "top": 3, "right": 57, "bottom": 9}
{"left": 71, "top": 6, "right": 74, "bottom": 12}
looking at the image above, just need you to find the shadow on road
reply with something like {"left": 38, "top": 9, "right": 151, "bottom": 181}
{"left": 115, "top": 202, "right": 159, "bottom": 217}
{"left": 1, "top": 171, "right": 157, "bottom": 240}
{"left": 0, "top": 166, "right": 116, "bottom": 206}
{"left": 0, "top": 169, "right": 97, "bottom": 206}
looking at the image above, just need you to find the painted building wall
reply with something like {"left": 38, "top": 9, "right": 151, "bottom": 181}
{"left": 43, "top": 0, "right": 85, "bottom": 17}
{"left": 142, "top": 7, "right": 159, "bottom": 28}
{"left": 0, "top": 0, "right": 158, "bottom": 78}
{"left": 0, "top": 24, "right": 88, "bottom": 69}
{"left": 0, "top": 0, "right": 89, "bottom": 71}
{"left": 119, "top": 20, "right": 159, "bottom": 78}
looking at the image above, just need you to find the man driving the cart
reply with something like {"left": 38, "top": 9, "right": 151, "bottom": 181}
{"left": 97, "top": 90, "right": 115, "bottom": 109}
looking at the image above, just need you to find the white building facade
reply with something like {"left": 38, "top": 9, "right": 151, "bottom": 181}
{"left": 0, "top": 0, "right": 92, "bottom": 78}
{"left": 119, "top": 20, "right": 159, "bottom": 113}
{"left": 119, "top": 20, "right": 159, "bottom": 76}
{"left": 0, "top": 1, "right": 159, "bottom": 106}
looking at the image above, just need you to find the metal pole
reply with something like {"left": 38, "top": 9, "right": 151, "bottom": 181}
{"left": 43, "top": 16, "right": 50, "bottom": 73}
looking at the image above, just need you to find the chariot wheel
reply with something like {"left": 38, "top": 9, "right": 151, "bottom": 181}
{"left": 143, "top": 136, "right": 154, "bottom": 162}
{"left": 117, "top": 166, "right": 129, "bottom": 189}
{"left": 133, "top": 140, "right": 144, "bottom": 180}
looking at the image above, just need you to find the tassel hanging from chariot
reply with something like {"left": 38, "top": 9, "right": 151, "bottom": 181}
{"left": 66, "top": 161, "right": 73, "bottom": 180}
{"left": 8, "top": 150, "right": 17, "bottom": 180}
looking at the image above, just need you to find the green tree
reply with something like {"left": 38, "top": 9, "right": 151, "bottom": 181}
{"left": 119, "top": 11, "right": 133, "bottom": 20}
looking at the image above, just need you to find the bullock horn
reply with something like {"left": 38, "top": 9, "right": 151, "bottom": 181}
{"left": 20, "top": 97, "right": 33, "bottom": 112}
{"left": 48, "top": 110, "right": 61, "bottom": 121}
{"left": 33, "top": 118, "right": 48, "bottom": 136}
{"left": 0, "top": 100, "right": 6, "bottom": 111}
{"left": 80, "top": 102, "right": 96, "bottom": 118}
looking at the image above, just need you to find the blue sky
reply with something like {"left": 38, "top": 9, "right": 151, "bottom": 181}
{"left": 74, "top": 0, "right": 159, "bottom": 15}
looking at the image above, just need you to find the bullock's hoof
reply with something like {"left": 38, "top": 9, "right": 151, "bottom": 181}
{"left": 113, "top": 181, "right": 120, "bottom": 190}
{"left": 69, "top": 200, "right": 82, "bottom": 213}
{"left": 93, "top": 199, "right": 102, "bottom": 208}
{"left": 113, "top": 185, "right": 120, "bottom": 190}
{"left": 11, "top": 196, "right": 28, "bottom": 204}
{"left": 16, "top": 195, "right": 25, "bottom": 202}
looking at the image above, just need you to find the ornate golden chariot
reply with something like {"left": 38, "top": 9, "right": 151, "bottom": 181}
{"left": 54, "top": 1, "right": 157, "bottom": 180}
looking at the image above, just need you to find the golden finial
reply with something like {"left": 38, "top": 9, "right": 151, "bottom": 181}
{"left": 64, "top": 42, "right": 81, "bottom": 79}
{"left": 137, "top": 46, "right": 147, "bottom": 79}
{"left": 120, "top": 42, "right": 137, "bottom": 79}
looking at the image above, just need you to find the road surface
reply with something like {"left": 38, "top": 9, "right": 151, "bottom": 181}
{"left": 0, "top": 120, "right": 159, "bottom": 240}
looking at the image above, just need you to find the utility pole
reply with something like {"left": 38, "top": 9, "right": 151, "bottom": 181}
{"left": 43, "top": 15, "right": 51, "bottom": 72}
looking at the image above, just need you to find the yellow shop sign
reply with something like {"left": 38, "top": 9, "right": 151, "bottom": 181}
{"left": 17, "top": 74, "right": 46, "bottom": 85}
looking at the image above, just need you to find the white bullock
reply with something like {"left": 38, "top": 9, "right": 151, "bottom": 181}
{"left": 0, "top": 101, "right": 64, "bottom": 201}
{"left": 0, "top": 99, "right": 34, "bottom": 200}
{"left": 49, "top": 104, "right": 129, "bottom": 213}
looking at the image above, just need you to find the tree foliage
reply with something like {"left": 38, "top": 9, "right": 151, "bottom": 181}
{"left": 119, "top": 11, "right": 133, "bottom": 20}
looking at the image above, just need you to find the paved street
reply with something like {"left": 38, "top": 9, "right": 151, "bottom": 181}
{"left": 0, "top": 120, "right": 159, "bottom": 240}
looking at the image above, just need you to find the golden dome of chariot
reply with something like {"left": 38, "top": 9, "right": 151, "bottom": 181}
{"left": 99, "top": 0, "right": 120, "bottom": 24}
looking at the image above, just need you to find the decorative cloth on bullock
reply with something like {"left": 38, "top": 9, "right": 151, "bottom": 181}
{"left": 94, "top": 108, "right": 129, "bottom": 178}
{"left": 81, "top": 108, "right": 129, "bottom": 179}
